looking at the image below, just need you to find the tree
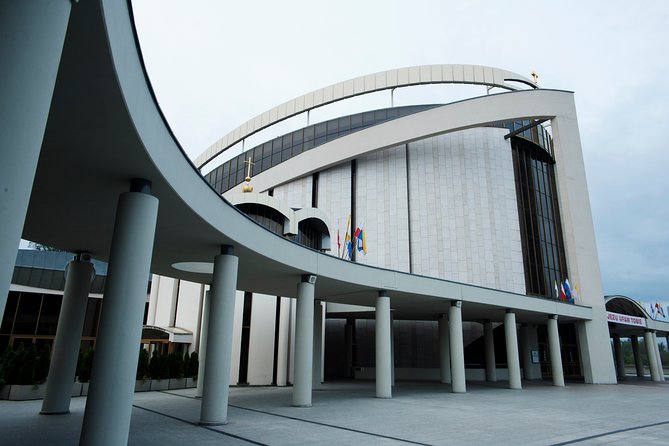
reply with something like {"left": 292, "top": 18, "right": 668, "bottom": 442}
{"left": 27, "top": 242, "right": 62, "bottom": 252}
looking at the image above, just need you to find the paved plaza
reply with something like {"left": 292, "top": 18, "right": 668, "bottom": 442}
{"left": 1, "top": 379, "right": 668, "bottom": 445}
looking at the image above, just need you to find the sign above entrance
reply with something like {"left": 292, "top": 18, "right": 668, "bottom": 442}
{"left": 607, "top": 311, "right": 646, "bottom": 327}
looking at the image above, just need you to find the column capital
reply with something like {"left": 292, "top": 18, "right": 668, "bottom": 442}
{"left": 505, "top": 308, "right": 514, "bottom": 314}
{"left": 378, "top": 290, "right": 389, "bottom": 298}
{"left": 74, "top": 252, "right": 92, "bottom": 262}
{"left": 301, "top": 274, "right": 317, "bottom": 284}
{"left": 220, "top": 244, "right": 234, "bottom": 255}
{"left": 451, "top": 300, "right": 462, "bottom": 308}
{"left": 548, "top": 314, "right": 558, "bottom": 321}
{"left": 130, "top": 178, "right": 152, "bottom": 194}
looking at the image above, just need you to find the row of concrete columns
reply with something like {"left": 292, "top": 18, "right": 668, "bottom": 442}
{"left": 613, "top": 332, "right": 665, "bottom": 382}
{"left": 33, "top": 180, "right": 159, "bottom": 445}
{"left": 372, "top": 301, "right": 566, "bottom": 394}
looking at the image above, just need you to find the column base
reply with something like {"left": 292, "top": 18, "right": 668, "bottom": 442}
{"left": 199, "top": 420, "right": 229, "bottom": 426}
{"left": 291, "top": 403, "right": 312, "bottom": 408}
{"left": 40, "top": 410, "right": 70, "bottom": 415}
{"left": 375, "top": 395, "right": 392, "bottom": 399}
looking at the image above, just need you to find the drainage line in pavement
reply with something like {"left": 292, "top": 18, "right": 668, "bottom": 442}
{"left": 229, "top": 404, "right": 433, "bottom": 446}
{"left": 157, "top": 391, "right": 432, "bottom": 446}
{"left": 132, "top": 404, "right": 268, "bottom": 446}
{"left": 550, "top": 420, "right": 669, "bottom": 445}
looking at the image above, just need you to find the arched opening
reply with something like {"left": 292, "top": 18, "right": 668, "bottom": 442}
{"left": 296, "top": 217, "right": 330, "bottom": 251}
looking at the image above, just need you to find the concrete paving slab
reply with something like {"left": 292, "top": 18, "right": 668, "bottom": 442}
{"left": 1, "top": 379, "right": 668, "bottom": 445}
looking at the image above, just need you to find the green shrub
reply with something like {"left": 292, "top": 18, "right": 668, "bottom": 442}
{"left": 77, "top": 347, "right": 94, "bottom": 383}
{"left": 17, "top": 344, "right": 37, "bottom": 385}
{"left": 167, "top": 351, "right": 184, "bottom": 379}
{"left": 136, "top": 348, "right": 149, "bottom": 380}
{"left": 0, "top": 345, "right": 17, "bottom": 385}
{"left": 149, "top": 350, "right": 168, "bottom": 380}
{"left": 187, "top": 352, "right": 199, "bottom": 378}
{"left": 34, "top": 345, "right": 51, "bottom": 384}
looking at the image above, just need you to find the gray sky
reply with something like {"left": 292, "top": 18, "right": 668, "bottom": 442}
{"left": 132, "top": 0, "right": 669, "bottom": 302}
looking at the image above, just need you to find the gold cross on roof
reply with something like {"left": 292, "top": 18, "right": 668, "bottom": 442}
{"left": 244, "top": 157, "right": 255, "bottom": 178}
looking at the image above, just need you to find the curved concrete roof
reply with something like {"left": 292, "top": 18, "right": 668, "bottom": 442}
{"left": 605, "top": 295, "right": 649, "bottom": 318}
{"left": 22, "top": 0, "right": 587, "bottom": 323}
{"left": 196, "top": 64, "right": 538, "bottom": 169}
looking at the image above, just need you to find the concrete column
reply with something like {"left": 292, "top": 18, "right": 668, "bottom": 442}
{"left": 438, "top": 314, "right": 451, "bottom": 384}
{"left": 344, "top": 319, "right": 354, "bottom": 378}
{"left": 390, "top": 313, "right": 395, "bottom": 386}
{"left": 41, "top": 256, "right": 95, "bottom": 414}
{"left": 504, "top": 310, "right": 522, "bottom": 390}
{"left": 275, "top": 297, "right": 291, "bottom": 386}
{"left": 375, "top": 291, "right": 392, "bottom": 398}
{"left": 292, "top": 275, "right": 316, "bottom": 407}
{"left": 652, "top": 332, "right": 665, "bottom": 381}
{"left": 312, "top": 301, "right": 323, "bottom": 389}
{"left": 547, "top": 315, "right": 565, "bottom": 387}
{"left": 484, "top": 320, "right": 497, "bottom": 382}
{"left": 196, "top": 290, "right": 211, "bottom": 397}
{"left": 631, "top": 336, "right": 644, "bottom": 377}
{"left": 80, "top": 180, "right": 158, "bottom": 446}
{"left": 612, "top": 335, "right": 625, "bottom": 380}
{"left": 0, "top": 0, "right": 72, "bottom": 317}
{"left": 645, "top": 331, "right": 661, "bottom": 382}
{"left": 520, "top": 324, "right": 541, "bottom": 380}
{"left": 199, "top": 247, "right": 239, "bottom": 425}
{"left": 449, "top": 301, "right": 466, "bottom": 393}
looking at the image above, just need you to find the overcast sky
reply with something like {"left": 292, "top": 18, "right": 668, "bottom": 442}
{"left": 131, "top": 0, "right": 668, "bottom": 302}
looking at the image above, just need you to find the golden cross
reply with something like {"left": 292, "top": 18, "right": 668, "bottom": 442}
{"left": 531, "top": 70, "right": 539, "bottom": 84}
{"left": 244, "top": 157, "right": 255, "bottom": 178}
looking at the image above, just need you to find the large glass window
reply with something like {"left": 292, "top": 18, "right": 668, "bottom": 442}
{"left": 512, "top": 137, "right": 567, "bottom": 299}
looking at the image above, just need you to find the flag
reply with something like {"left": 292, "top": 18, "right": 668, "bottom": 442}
{"left": 554, "top": 281, "right": 559, "bottom": 299}
{"left": 337, "top": 219, "right": 341, "bottom": 257}
{"left": 572, "top": 285, "right": 580, "bottom": 303}
{"left": 354, "top": 226, "right": 361, "bottom": 239}
{"left": 342, "top": 215, "right": 351, "bottom": 259}
{"left": 564, "top": 279, "right": 573, "bottom": 304}
{"left": 362, "top": 229, "right": 367, "bottom": 254}
{"left": 655, "top": 302, "right": 665, "bottom": 318}
{"left": 357, "top": 229, "right": 364, "bottom": 252}
{"left": 346, "top": 238, "right": 353, "bottom": 259}
{"left": 560, "top": 283, "right": 567, "bottom": 301}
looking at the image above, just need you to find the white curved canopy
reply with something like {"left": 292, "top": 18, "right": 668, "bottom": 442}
{"left": 196, "top": 64, "right": 537, "bottom": 169}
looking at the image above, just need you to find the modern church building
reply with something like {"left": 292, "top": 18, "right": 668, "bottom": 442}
{"left": 144, "top": 64, "right": 669, "bottom": 388}
{"left": 1, "top": 2, "right": 667, "bottom": 444}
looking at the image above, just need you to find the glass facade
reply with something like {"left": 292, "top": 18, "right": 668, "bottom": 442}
{"left": 490, "top": 119, "right": 554, "bottom": 157}
{"left": 511, "top": 137, "right": 567, "bottom": 299}
{"left": 235, "top": 203, "right": 285, "bottom": 236}
{"left": 0, "top": 291, "right": 145, "bottom": 353}
{"left": 205, "top": 104, "right": 440, "bottom": 194}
